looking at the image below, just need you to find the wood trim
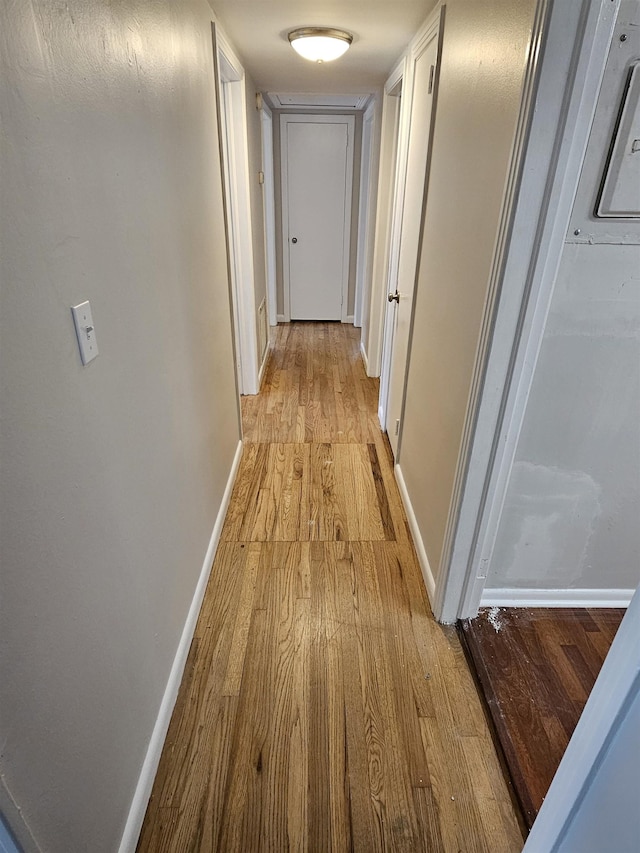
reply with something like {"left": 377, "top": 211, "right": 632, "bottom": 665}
{"left": 481, "top": 588, "right": 635, "bottom": 609}
{"left": 117, "top": 441, "right": 244, "bottom": 853}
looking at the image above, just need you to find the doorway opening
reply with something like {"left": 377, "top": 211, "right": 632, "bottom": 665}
{"left": 280, "top": 114, "right": 355, "bottom": 322}
{"left": 378, "top": 11, "right": 443, "bottom": 459}
{"left": 214, "top": 26, "right": 260, "bottom": 395}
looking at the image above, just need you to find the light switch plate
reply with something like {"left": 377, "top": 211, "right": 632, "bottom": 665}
{"left": 71, "top": 301, "right": 99, "bottom": 365}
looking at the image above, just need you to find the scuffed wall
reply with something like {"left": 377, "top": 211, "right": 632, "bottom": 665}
{"left": 487, "top": 0, "right": 640, "bottom": 593}
{"left": 486, "top": 244, "right": 640, "bottom": 591}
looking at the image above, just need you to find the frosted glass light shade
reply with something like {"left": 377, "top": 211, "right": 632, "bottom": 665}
{"left": 288, "top": 28, "right": 353, "bottom": 63}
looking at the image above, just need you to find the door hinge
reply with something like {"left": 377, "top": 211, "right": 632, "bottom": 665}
{"left": 395, "top": 419, "right": 400, "bottom": 436}
{"left": 428, "top": 64, "right": 435, "bottom": 94}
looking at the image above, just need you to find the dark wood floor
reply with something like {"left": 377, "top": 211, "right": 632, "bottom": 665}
{"left": 460, "top": 607, "right": 624, "bottom": 829}
{"left": 137, "top": 323, "right": 524, "bottom": 852}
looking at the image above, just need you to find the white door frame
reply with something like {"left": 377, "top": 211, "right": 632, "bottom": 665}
{"left": 354, "top": 100, "right": 376, "bottom": 329}
{"left": 433, "top": 0, "right": 621, "bottom": 622}
{"left": 378, "top": 6, "right": 442, "bottom": 432}
{"left": 377, "top": 57, "right": 411, "bottom": 428}
{"left": 366, "top": 64, "right": 403, "bottom": 380}
{"left": 260, "top": 102, "right": 278, "bottom": 328}
{"left": 280, "top": 113, "right": 355, "bottom": 324}
{"left": 215, "top": 27, "right": 260, "bottom": 395}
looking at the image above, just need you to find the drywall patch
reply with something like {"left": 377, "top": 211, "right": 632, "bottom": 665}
{"left": 492, "top": 462, "right": 602, "bottom": 587}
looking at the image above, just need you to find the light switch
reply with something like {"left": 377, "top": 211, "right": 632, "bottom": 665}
{"left": 71, "top": 301, "right": 99, "bottom": 365}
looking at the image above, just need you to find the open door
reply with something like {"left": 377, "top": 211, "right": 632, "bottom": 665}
{"left": 380, "top": 11, "right": 442, "bottom": 459}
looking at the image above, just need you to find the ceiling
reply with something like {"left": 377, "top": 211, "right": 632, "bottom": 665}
{"left": 210, "top": 0, "right": 435, "bottom": 96}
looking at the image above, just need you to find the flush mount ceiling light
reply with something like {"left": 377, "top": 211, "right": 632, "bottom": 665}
{"left": 288, "top": 28, "right": 353, "bottom": 63}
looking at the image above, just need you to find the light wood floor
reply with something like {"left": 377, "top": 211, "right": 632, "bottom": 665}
{"left": 138, "top": 322, "right": 524, "bottom": 852}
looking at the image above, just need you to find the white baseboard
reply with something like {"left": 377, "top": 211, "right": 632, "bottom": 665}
{"left": 481, "top": 587, "right": 635, "bottom": 609}
{"left": 394, "top": 463, "right": 436, "bottom": 606}
{"left": 118, "top": 439, "right": 243, "bottom": 853}
{"left": 345, "top": 315, "right": 355, "bottom": 324}
{"left": 276, "top": 313, "right": 286, "bottom": 323}
{"left": 258, "top": 342, "right": 270, "bottom": 389}
{"left": 359, "top": 341, "right": 369, "bottom": 374}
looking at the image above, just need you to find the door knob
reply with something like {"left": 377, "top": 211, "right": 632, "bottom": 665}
{"left": 291, "top": 237, "right": 298, "bottom": 244}
{"left": 388, "top": 291, "right": 400, "bottom": 303}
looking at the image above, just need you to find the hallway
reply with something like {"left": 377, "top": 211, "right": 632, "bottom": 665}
{"left": 138, "top": 323, "right": 523, "bottom": 852}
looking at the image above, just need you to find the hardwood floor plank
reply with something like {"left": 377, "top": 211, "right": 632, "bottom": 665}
{"left": 261, "top": 545, "right": 301, "bottom": 851}
{"left": 221, "top": 544, "right": 261, "bottom": 697}
{"left": 368, "top": 443, "right": 396, "bottom": 541}
{"left": 308, "top": 542, "right": 352, "bottom": 852}
{"left": 460, "top": 607, "right": 624, "bottom": 828}
{"left": 221, "top": 442, "right": 269, "bottom": 542}
{"left": 216, "top": 605, "right": 270, "bottom": 852}
{"left": 347, "top": 543, "right": 423, "bottom": 852}
{"left": 460, "top": 734, "right": 524, "bottom": 853}
{"left": 287, "top": 596, "right": 310, "bottom": 853}
{"left": 374, "top": 543, "right": 433, "bottom": 782}
{"left": 139, "top": 322, "right": 523, "bottom": 852}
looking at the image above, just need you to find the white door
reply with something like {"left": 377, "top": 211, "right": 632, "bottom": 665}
{"left": 281, "top": 115, "right": 355, "bottom": 321}
{"left": 385, "top": 27, "right": 440, "bottom": 458}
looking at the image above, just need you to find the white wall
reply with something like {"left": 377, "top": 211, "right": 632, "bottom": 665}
{"left": 397, "top": 0, "right": 539, "bottom": 585}
{"left": 0, "top": 0, "right": 240, "bottom": 850}
{"left": 486, "top": 0, "right": 640, "bottom": 595}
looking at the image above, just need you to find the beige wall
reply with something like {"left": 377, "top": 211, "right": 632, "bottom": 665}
{"left": 0, "top": 0, "right": 239, "bottom": 850}
{"left": 273, "top": 110, "right": 363, "bottom": 319}
{"left": 399, "top": 0, "right": 538, "bottom": 582}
